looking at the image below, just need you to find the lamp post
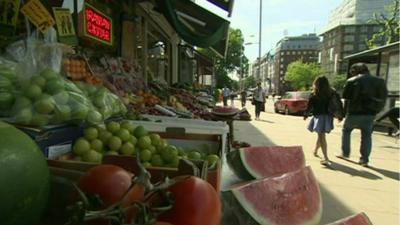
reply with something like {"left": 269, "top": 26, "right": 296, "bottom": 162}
{"left": 258, "top": 0, "right": 262, "bottom": 83}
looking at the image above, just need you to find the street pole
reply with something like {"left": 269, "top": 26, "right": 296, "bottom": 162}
{"left": 258, "top": 0, "right": 262, "bottom": 84}
{"left": 240, "top": 45, "right": 243, "bottom": 90}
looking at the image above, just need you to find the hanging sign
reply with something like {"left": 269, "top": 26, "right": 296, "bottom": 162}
{"left": 0, "top": 0, "right": 21, "bottom": 36}
{"left": 83, "top": 2, "right": 113, "bottom": 46}
{"left": 20, "top": 0, "right": 55, "bottom": 33}
{"left": 53, "top": 7, "right": 75, "bottom": 36}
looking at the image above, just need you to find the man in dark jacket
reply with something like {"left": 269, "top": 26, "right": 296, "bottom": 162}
{"left": 338, "top": 63, "right": 388, "bottom": 166}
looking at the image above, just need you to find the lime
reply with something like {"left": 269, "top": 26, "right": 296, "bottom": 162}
{"left": 46, "top": 79, "right": 65, "bottom": 94}
{"left": 30, "top": 113, "right": 49, "bottom": 127}
{"left": 140, "top": 149, "right": 152, "bottom": 162}
{"left": 54, "top": 105, "right": 71, "bottom": 122}
{"left": 151, "top": 154, "right": 164, "bottom": 167}
{"left": 84, "top": 127, "right": 98, "bottom": 140}
{"left": 73, "top": 138, "right": 91, "bottom": 155}
{"left": 34, "top": 97, "right": 55, "bottom": 114}
{"left": 116, "top": 128, "right": 130, "bottom": 142}
{"left": 15, "top": 108, "right": 33, "bottom": 124}
{"left": 206, "top": 154, "right": 220, "bottom": 165}
{"left": 120, "top": 142, "right": 135, "bottom": 155}
{"left": 188, "top": 151, "right": 202, "bottom": 160}
{"left": 128, "top": 135, "right": 137, "bottom": 145}
{"left": 160, "top": 149, "right": 173, "bottom": 163}
{"left": 90, "top": 139, "right": 103, "bottom": 152}
{"left": 30, "top": 76, "right": 46, "bottom": 88}
{"left": 24, "top": 84, "right": 42, "bottom": 100}
{"left": 87, "top": 110, "right": 103, "bottom": 125}
{"left": 106, "top": 121, "right": 120, "bottom": 133}
{"left": 142, "top": 162, "right": 152, "bottom": 167}
{"left": 71, "top": 105, "right": 89, "bottom": 120}
{"left": 82, "top": 150, "right": 102, "bottom": 163}
{"left": 99, "top": 130, "right": 113, "bottom": 143}
{"left": 12, "top": 96, "right": 32, "bottom": 111}
{"left": 40, "top": 68, "right": 58, "bottom": 80}
{"left": 138, "top": 136, "right": 152, "bottom": 149}
{"left": 53, "top": 91, "right": 69, "bottom": 104}
{"left": 148, "top": 145, "right": 157, "bottom": 154}
{"left": 133, "top": 125, "right": 148, "bottom": 138}
{"left": 149, "top": 133, "right": 162, "bottom": 146}
{"left": 108, "top": 136, "right": 122, "bottom": 151}
{"left": 104, "top": 151, "right": 119, "bottom": 156}
{"left": 171, "top": 155, "right": 180, "bottom": 168}
{"left": 120, "top": 120, "right": 135, "bottom": 133}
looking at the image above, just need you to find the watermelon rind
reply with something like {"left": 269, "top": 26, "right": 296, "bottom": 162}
{"left": 326, "top": 212, "right": 373, "bottom": 225}
{"left": 223, "top": 167, "right": 322, "bottom": 225}
{"left": 227, "top": 148, "right": 254, "bottom": 180}
{"left": 0, "top": 122, "right": 50, "bottom": 225}
{"left": 227, "top": 146, "right": 306, "bottom": 180}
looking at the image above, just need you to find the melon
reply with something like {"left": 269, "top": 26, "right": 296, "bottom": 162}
{"left": 326, "top": 212, "right": 373, "bottom": 225}
{"left": 212, "top": 106, "right": 239, "bottom": 116}
{"left": 227, "top": 146, "right": 305, "bottom": 180}
{"left": 0, "top": 121, "right": 50, "bottom": 225}
{"left": 222, "top": 166, "right": 322, "bottom": 225}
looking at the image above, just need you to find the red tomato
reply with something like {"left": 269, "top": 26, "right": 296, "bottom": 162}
{"left": 78, "top": 164, "right": 145, "bottom": 223}
{"left": 159, "top": 176, "right": 221, "bottom": 225}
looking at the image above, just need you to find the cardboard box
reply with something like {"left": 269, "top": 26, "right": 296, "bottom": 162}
{"left": 17, "top": 124, "right": 83, "bottom": 159}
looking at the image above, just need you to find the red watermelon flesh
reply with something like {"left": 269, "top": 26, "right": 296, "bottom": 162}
{"left": 222, "top": 166, "right": 322, "bottom": 225}
{"left": 326, "top": 212, "right": 373, "bottom": 225}
{"left": 227, "top": 146, "right": 305, "bottom": 180}
{"left": 213, "top": 106, "right": 238, "bottom": 114}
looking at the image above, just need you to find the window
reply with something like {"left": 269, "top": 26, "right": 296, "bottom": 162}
{"left": 280, "top": 64, "right": 284, "bottom": 68}
{"left": 280, "top": 52, "right": 284, "bottom": 56}
{"left": 344, "top": 35, "right": 355, "bottom": 42}
{"left": 292, "top": 51, "right": 296, "bottom": 55}
{"left": 303, "top": 51, "right": 307, "bottom": 54}
{"left": 280, "top": 71, "right": 284, "bottom": 74}
{"left": 360, "top": 26, "right": 368, "bottom": 33}
{"left": 344, "top": 44, "right": 354, "bottom": 51}
{"left": 358, "top": 44, "right": 367, "bottom": 51}
{"left": 345, "top": 26, "right": 355, "bottom": 33}
{"left": 373, "top": 26, "right": 382, "bottom": 32}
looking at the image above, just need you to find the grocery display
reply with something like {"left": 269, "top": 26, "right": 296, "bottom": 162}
{"left": 227, "top": 146, "right": 305, "bottom": 180}
{"left": 222, "top": 167, "right": 322, "bottom": 225}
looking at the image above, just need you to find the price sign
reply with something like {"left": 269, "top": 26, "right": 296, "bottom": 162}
{"left": 83, "top": 2, "right": 113, "bottom": 46}
{"left": 20, "top": 0, "right": 55, "bottom": 33}
{"left": 0, "top": 0, "right": 21, "bottom": 36}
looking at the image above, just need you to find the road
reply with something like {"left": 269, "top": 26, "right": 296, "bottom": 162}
{"left": 221, "top": 98, "right": 399, "bottom": 225}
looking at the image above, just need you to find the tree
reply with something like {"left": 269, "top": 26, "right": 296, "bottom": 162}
{"left": 284, "top": 60, "right": 321, "bottom": 91}
{"left": 199, "top": 28, "right": 249, "bottom": 89}
{"left": 367, "top": 0, "right": 399, "bottom": 48}
{"left": 243, "top": 75, "right": 257, "bottom": 89}
{"left": 327, "top": 74, "right": 347, "bottom": 92}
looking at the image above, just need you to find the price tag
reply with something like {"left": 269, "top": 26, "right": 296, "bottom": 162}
{"left": 0, "top": 0, "right": 21, "bottom": 35}
{"left": 47, "top": 143, "right": 71, "bottom": 159}
{"left": 21, "top": 0, "right": 55, "bottom": 33}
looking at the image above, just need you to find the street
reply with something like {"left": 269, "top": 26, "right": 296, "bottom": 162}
{"left": 222, "top": 98, "right": 399, "bottom": 225}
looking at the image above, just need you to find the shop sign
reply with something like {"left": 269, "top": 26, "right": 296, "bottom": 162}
{"left": 0, "top": 0, "right": 21, "bottom": 36}
{"left": 20, "top": 0, "right": 55, "bottom": 33}
{"left": 52, "top": 7, "right": 77, "bottom": 45}
{"left": 83, "top": 2, "right": 113, "bottom": 46}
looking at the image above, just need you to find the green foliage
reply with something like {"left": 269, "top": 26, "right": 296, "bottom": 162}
{"left": 328, "top": 74, "right": 347, "bottom": 92}
{"left": 243, "top": 75, "right": 257, "bottom": 89}
{"left": 199, "top": 28, "right": 249, "bottom": 88}
{"left": 367, "top": 0, "right": 399, "bottom": 48}
{"left": 284, "top": 60, "right": 321, "bottom": 90}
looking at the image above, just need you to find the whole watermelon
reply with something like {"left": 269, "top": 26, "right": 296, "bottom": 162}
{"left": 0, "top": 121, "right": 50, "bottom": 225}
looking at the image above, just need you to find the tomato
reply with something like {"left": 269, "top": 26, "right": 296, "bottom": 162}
{"left": 159, "top": 176, "right": 221, "bottom": 225}
{"left": 78, "top": 164, "right": 145, "bottom": 224}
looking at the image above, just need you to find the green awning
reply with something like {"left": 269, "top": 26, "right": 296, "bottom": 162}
{"left": 155, "top": 0, "right": 230, "bottom": 57}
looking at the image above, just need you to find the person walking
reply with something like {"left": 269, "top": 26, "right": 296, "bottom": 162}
{"left": 240, "top": 89, "right": 247, "bottom": 107}
{"left": 304, "top": 76, "right": 338, "bottom": 166}
{"left": 222, "top": 86, "right": 230, "bottom": 107}
{"left": 253, "top": 82, "right": 266, "bottom": 120}
{"left": 338, "top": 63, "right": 388, "bottom": 167}
{"left": 230, "top": 90, "right": 236, "bottom": 106}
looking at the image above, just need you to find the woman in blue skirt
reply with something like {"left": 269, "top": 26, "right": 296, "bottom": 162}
{"left": 304, "top": 76, "right": 334, "bottom": 166}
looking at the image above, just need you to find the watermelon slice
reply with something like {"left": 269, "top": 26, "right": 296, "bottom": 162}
{"left": 326, "top": 212, "right": 373, "bottom": 225}
{"left": 222, "top": 166, "right": 322, "bottom": 225}
{"left": 212, "top": 106, "right": 239, "bottom": 116}
{"left": 227, "top": 146, "right": 305, "bottom": 180}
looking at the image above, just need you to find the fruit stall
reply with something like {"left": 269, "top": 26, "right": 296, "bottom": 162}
{"left": 0, "top": 0, "right": 372, "bottom": 225}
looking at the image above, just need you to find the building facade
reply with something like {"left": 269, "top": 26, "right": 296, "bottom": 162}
{"left": 273, "top": 33, "right": 321, "bottom": 94}
{"left": 320, "top": 0, "right": 392, "bottom": 76}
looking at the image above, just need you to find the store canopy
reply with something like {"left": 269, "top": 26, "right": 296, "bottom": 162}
{"left": 155, "top": 0, "right": 230, "bottom": 58}
{"left": 206, "top": 0, "right": 234, "bottom": 17}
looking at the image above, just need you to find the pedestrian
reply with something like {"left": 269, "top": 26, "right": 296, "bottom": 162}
{"left": 304, "top": 76, "right": 337, "bottom": 166}
{"left": 338, "top": 62, "right": 388, "bottom": 167}
{"left": 230, "top": 90, "right": 236, "bottom": 106}
{"left": 240, "top": 89, "right": 247, "bottom": 107}
{"left": 222, "top": 86, "right": 230, "bottom": 107}
{"left": 253, "top": 82, "right": 266, "bottom": 120}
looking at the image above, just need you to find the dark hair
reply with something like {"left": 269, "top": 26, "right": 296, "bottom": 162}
{"left": 350, "top": 63, "right": 370, "bottom": 76}
{"left": 312, "top": 75, "right": 331, "bottom": 97}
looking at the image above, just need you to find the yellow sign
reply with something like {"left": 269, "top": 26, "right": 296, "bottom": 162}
{"left": 21, "top": 0, "right": 55, "bottom": 33}
{"left": 53, "top": 7, "right": 75, "bottom": 37}
{"left": 0, "top": 0, "right": 21, "bottom": 34}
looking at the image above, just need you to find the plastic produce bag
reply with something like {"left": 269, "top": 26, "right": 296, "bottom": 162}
{"left": 0, "top": 58, "right": 18, "bottom": 117}
{"left": 74, "top": 81, "right": 127, "bottom": 120}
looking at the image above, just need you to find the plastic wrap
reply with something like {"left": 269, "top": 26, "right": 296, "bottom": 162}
{"left": 0, "top": 58, "right": 18, "bottom": 117}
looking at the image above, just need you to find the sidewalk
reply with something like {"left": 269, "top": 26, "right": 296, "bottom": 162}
{"left": 222, "top": 99, "right": 399, "bottom": 225}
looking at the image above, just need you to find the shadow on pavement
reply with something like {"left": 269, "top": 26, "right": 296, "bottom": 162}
{"left": 319, "top": 184, "right": 356, "bottom": 224}
{"left": 367, "top": 166, "right": 400, "bottom": 181}
{"left": 255, "top": 119, "right": 274, "bottom": 123}
{"left": 323, "top": 161, "right": 382, "bottom": 180}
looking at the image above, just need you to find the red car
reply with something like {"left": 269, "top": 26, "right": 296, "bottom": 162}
{"left": 274, "top": 91, "right": 311, "bottom": 115}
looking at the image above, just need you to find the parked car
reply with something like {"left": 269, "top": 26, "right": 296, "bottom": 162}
{"left": 274, "top": 91, "right": 311, "bottom": 115}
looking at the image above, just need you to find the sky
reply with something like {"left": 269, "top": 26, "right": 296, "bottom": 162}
{"left": 197, "top": 0, "right": 343, "bottom": 63}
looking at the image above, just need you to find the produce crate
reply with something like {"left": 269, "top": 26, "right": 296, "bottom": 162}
{"left": 17, "top": 124, "right": 84, "bottom": 159}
